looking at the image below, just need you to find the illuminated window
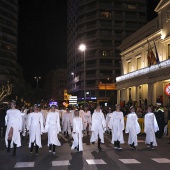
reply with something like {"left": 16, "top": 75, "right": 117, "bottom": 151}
{"left": 137, "top": 57, "right": 141, "bottom": 70}
{"left": 101, "top": 11, "right": 111, "bottom": 18}
{"left": 127, "top": 61, "right": 132, "bottom": 73}
{"left": 128, "top": 4, "right": 136, "bottom": 9}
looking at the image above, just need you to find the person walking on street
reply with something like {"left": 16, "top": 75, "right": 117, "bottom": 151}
{"left": 144, "top": 106, "right": 159, "bottom": 149}
{"left": 90, "top": 106, "right": 106, "bottom": 151}
{"left": 71, "top": 110, "right": 83, "bottom": 152}
{"left": 125, "top": 106, "right": 140, "bottom": 150}
{"left": 5, "top": 100, "right": 22, "bottom": 156}
{"left": 109, "top": 104, "right": 124, "bottom": 150}
{"left": 27, "top": 104, "right": 44, "bottom": 155}
{"left": 45, "top": 105, "right": 61, "bottom": 154}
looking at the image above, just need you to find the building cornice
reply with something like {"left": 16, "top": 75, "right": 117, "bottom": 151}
{"left": 116, "top": 59, "right": 170, "bottom": 83}
{"left": 120, "top": 30, "right": 162, "bottom": 58}
{"left": 155, "top": 0, "right": 170, "bottom": 13}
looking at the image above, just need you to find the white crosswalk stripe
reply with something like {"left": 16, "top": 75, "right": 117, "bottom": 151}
{"left": 86, "top": 159, "right": 106, "bottom": 165}
{"left": 119, "top": 159, "right": 141, "bottom": 164}
{"left": 151, "top": 158, "right": 170, "bottom": 163}
{"left": 52, "top": 160, "right": 70, "bottom": 166}
{"left": 14, "top": 162, "right": 35, "bottom": 168}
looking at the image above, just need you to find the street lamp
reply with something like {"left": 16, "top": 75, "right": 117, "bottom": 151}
{"left": 71, "top": 72, "right": 74, "bottom": 80}
{"left": 34, "top": 77, "right": 41, "bottom": 88}
{"left": 79, "top": 44, "right": 86, "bottom": 106}
{"left": 105, "top": 77, "right": 110, "bottom": 101}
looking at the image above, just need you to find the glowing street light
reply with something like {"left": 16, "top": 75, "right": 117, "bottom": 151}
{"left": 79, "top": 44, "right": 86, "bottom": 106}
{"left": 34, "top": 77, "right": 41, "bottom": 88}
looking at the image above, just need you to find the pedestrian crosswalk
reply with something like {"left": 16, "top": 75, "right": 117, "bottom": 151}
{"left": 14, "top": 158, "right": 170, "bottom": 168}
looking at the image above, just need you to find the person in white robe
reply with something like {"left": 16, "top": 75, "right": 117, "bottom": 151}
{"left": 144, "top": 106, "right": 159, "bottom": 149}
{"left": 90, "top": 106, "right": 106, "bottom": 150}
{"left": 45, "top": 105, "right": 61, "bottom": 154}
{"left": 79, "top": 106, "right": 84, "bottom": 118}
{"left": 109, "top": 104, "right": 124, "bottom": 149}
{"left": 5, "top": 100, "right": 22, "bottom": 156}
{"left": 27, "top": 104, "right": 44, "bottom": 155}
{"left": 71, "top": 110, "right": 83, "bottom": 152}
{"left": 125, "top": 106, "right": 140, "bottom": 150}
{"left": 105, "top": 107, "right": 112, "bottom": 135}
{"left": 21, "top": 107, "right": 27, "bottom": 138}
{"left": 62, "top": 108, "right": 72, "bottom": 136}
{"left": 82, "top": 107, "right": 91, "bottom": 135}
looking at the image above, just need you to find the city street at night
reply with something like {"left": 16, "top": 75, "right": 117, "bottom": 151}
{"left": 0, "top": 133, "right": 170, "bottom": 170}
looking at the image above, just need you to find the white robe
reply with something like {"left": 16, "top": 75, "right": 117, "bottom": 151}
{"left": 27, "top": 112, "right": 44, "bottom": 148}
{"left": 21, "top": 112, "right": 27, "bottom": 136}
{"left": 5, "top": 109, "right": 22, "bottom": 148}
{"left": 45, "top": 111, "right": 61, "bottom": 146}
{"left": 90, "top": 111, "right": 106, "bottom": 143}
{"left": 106, "top": 112, "right": 112, "bottom": 131}
{"left": 125, "top": 112, "right": 141, "bottom": 146}
{"left": 109, "top": 111, "right": 124, "bottom": 144}
{"left": 62, "top": 112, "right": 72, "bottom": 134}
{"left": 144, "top": 112, "right": 159, "bottom": 146}
{"left": 82, "top": 111, "right": 91, "bottom": 130}
{"left": 71, "top": 117, "right": 83, "bottom": 151}
{"left": 79, "top": 109, "right": 84, "bottom": 118}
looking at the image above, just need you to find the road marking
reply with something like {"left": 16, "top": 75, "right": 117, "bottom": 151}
{"left": 52, "top": 160, "right": 70, "bottom": 166}
{"left": 14, "top": 162, "right": 35, "bottom": 168}
{"left": 151, "top": 158, "right": 170, "bottom": 163}
{"left": 86, "top": 159, "right": 106, "bottom": 165}
{"left": 119, "top": 159, "right": 141, "bottom": 164}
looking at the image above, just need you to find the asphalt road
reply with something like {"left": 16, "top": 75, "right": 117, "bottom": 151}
{"left": 0, "top": 133, "right": 170, "bottom": 170}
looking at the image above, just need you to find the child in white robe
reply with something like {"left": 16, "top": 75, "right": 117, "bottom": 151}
{"left": 45, "top": 105, "right": 61, "bottom": 154}
{"left": 71, "top": 110, "right": 83, "bottom": 152}
{"left": 125, "top": 106, "right": 140, "bottom": 150}
{"left": 144, "top": 106, "right": 159, "bottom": 149}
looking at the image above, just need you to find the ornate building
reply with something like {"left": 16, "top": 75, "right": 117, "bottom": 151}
{"left": 117, "top": 0, "right": 170, "bottom": 107}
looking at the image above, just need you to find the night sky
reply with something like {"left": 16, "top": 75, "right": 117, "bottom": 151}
{"left": 18, "top": 0, "right": 67, "bottom": 86}
{"left": 17, "top": 0, "right": 159, "bottom": 87}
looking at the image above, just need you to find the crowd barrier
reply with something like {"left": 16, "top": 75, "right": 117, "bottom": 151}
{"left": 124, "top": 117, "right": 144, "bottom": 133}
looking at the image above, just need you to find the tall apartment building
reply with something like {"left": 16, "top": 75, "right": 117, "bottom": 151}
{"left": 0, "top": 0, "right": 18, "bottom": 85}
{"left": 67, "top": 0, "right": 147, "bottom": 105}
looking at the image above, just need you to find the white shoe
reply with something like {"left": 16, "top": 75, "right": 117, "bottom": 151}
{"left": 52, "top": 152, "right": 55, "bottom": 154}
{"left": 49, "top": 150, "right": 52, "bottom": 152}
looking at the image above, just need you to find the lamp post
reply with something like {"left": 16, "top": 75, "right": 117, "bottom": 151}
{"left": 105, "top": 77, "right": 110, "bottom": 101}
{"left": 34, "top": 77, "right": 41, "bottom": 88}
{"left": 71, "top": 72, "right": 74, "bottom": 81}
{"left": 79, "top": 44, "right": 86, "bottom": 106}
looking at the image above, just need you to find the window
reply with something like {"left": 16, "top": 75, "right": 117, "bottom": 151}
{"left": 127, "top": 61, "right": 132, "bottom": 73}
{"left": 136, "top": 56, "right": 141, "bottom": 69}
{"left": 168, "top": 44, "right": 170, "bottom": 59}
{"left": 100, "top": 11, "right": 111, "bottom": 18}
{"left": 166, "top": 11, "right": 170, "bottom": 22}
{"left": 128, "top": 4, "right": 136, "bottom": 10}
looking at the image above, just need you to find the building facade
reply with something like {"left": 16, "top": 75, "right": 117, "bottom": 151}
{"left": 43, "top": 68, "right": 67, "bottom": 106}
{"left": 117, "top": 0, "right": 170, "bottom": 107}
{"left": 0, "top": 0, "right": 19, "bottom": 85}
{"left": 67, "top": 0, "right": 147, "bottom": 105}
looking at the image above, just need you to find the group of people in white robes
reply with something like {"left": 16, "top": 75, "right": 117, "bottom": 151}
{"left": 5, "top": 101, "right": 159, "bottom": 156}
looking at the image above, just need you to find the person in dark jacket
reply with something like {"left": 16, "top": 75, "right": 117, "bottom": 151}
{"left": 154, "top": 103, "right": 165, "bottom": 138}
